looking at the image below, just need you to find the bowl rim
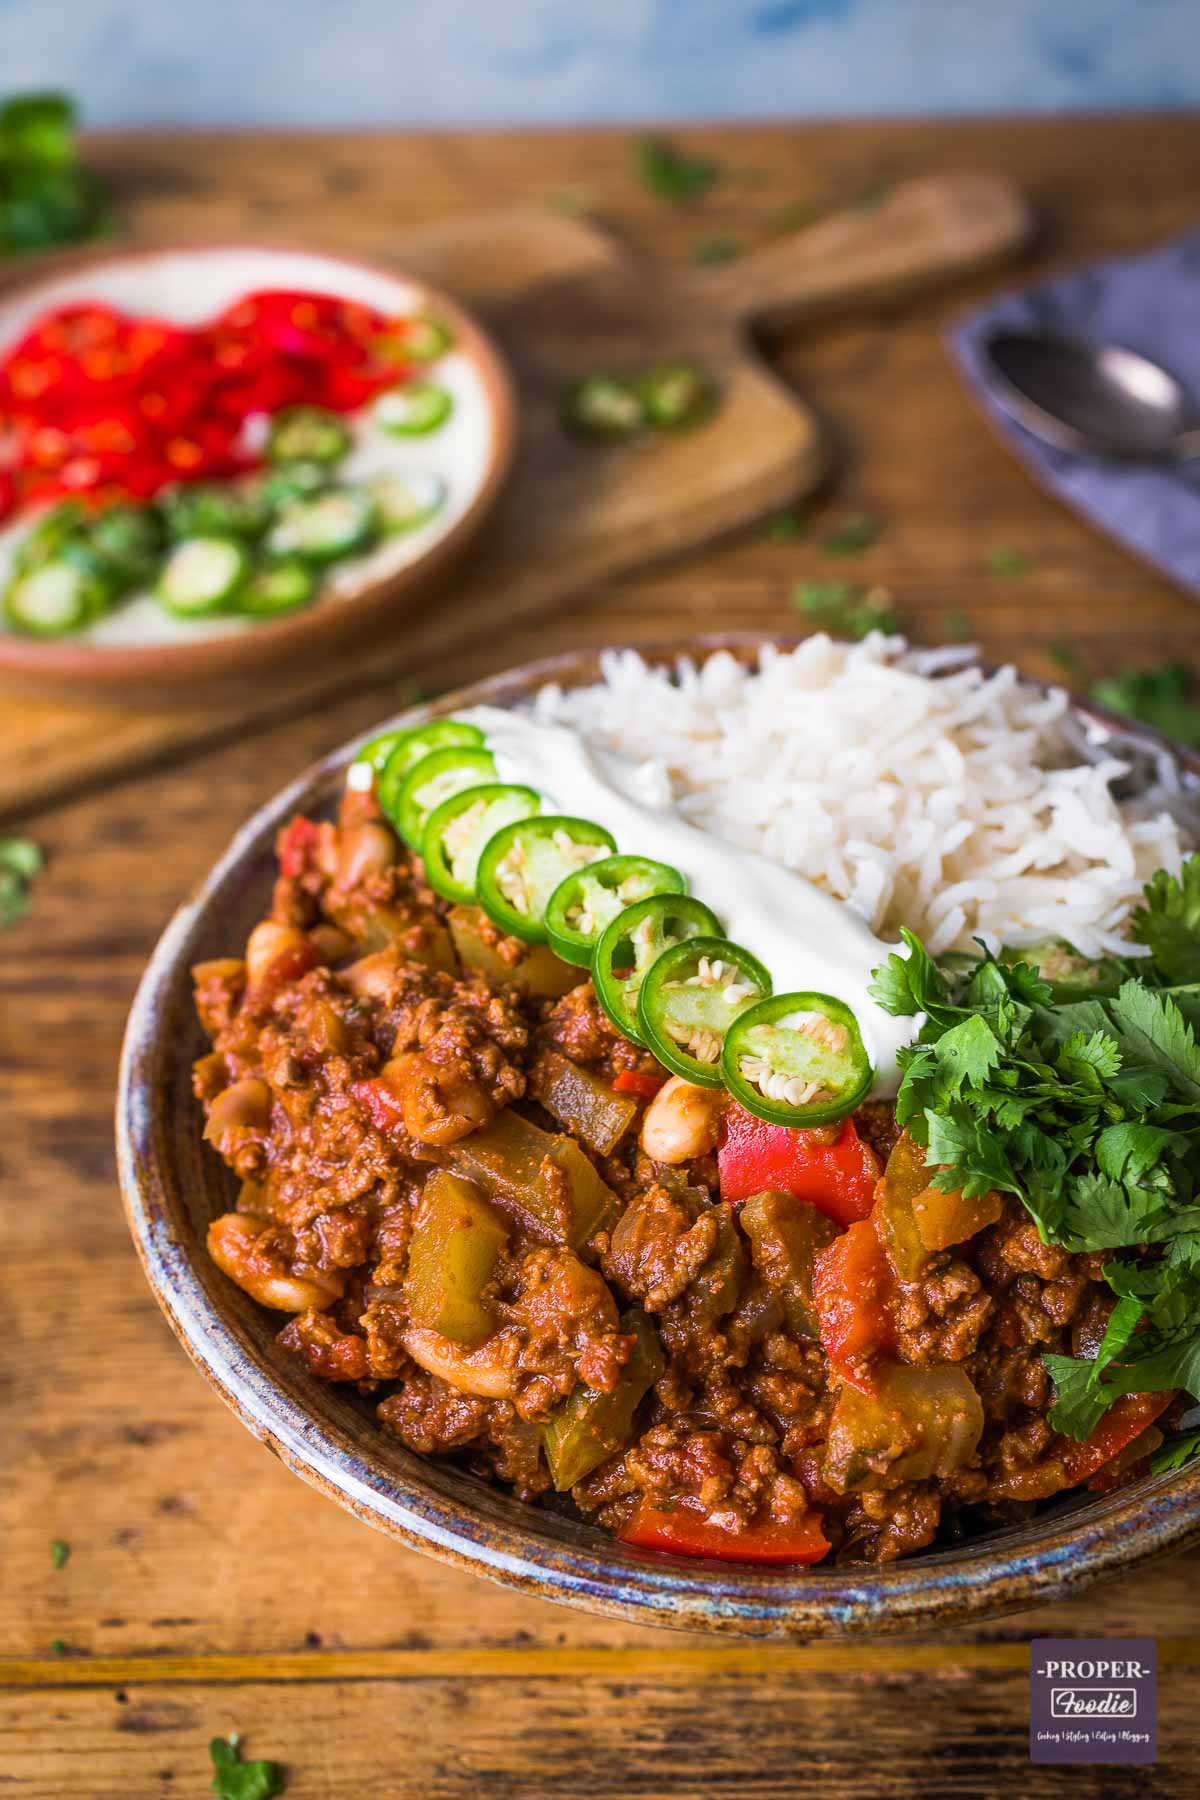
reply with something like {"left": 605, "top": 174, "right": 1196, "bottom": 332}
{"left": 116, "top": 633, "right": 1200, "bottom": 1637}
{"left": 0, "top": 237, "right": 517, "bottom": 690}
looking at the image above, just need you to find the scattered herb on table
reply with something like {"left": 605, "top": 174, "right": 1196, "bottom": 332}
{"left": 791, "top": 580, "right": 899, "bottom": 640}
{"left": 49, "top": 1639, "right": 69, "bottom": 1656}
{"left": 944, "top": 608, "right": 971, "bottom": 642}
{"left": 49, "top": 1538, "right": 69, "bottom": 1570}
{"left": 761, "top": 509, "right": 806, "bottom": 544}
{"left": 210, "top": 1733, "right": 286, "bottom": 1800}
{"left": 1048, "top": 640, "right": 1086, "bottom": 681}
{"left": 869, "top": 856, "right": 1200, "bottom": 1466}
{"left": 821, "top": 513, "right": 885, "bottom": 556}
{"left": 1091, "top": 662, "right": 1200, "bottom": 750}
{"left": 0, "top": 91, "right": 107, "bottom": 253}
{"left": 985, "top": 546, "right": 1032, "bottom": 577}
{"left": 0, "top": 836, "right": 42, "bottom": 928}
{"left": 634, "top": 136, "right": 720, "bottom": 204}
{"left": 692, "top": 235, "right": 740, "bottom": 265}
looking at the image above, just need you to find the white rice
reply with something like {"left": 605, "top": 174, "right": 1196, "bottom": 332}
{"left": 529, "top": 634, "right": 1191, "bottom": 959}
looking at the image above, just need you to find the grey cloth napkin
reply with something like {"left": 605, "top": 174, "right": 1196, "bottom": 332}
{"left": 951, "top": 229, "right": 1200, "bottom": 597}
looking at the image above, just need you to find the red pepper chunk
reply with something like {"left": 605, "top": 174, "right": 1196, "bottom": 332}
{"left": 277, "top": 815, "right": 323, "bottom": 880}
{"left": 811, "top": 1219, "right": 895, "bottom": 1392}
{"left": 612, "top": 1069, "right": 667, "bottom": 1100}
{"left": 619, "top": 1499, "right": 830, "bottom": 1566}
{"left": 1060, "top": 1391, "right": 1174, "bottom": 1487}
{"left": 352, "top": 1075, "right": 407, "bottom": 1140}
{"left": 717, "top": 1103, "right": 880, "bottom": 1227}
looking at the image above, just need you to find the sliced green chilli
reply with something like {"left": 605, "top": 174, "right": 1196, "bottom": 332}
{"left": 563, "top": 373, "right": 646, "bottom": 441}
{"left": 369, "top": 470, "right": 447, "bottom": 534}
{"left": 88, "top": 503, "right": 165, "bottom": 587}
{"left": 267, "top": 405, "right": 352, "bottom": 466}
{"left": 421, "top": 783, "right": 541, "bottom": 904}
{"left": 593, "top": 895, "right": 721, "bottom": 1048}
{"left": 392, "top": 745, "right": 497, "bottom": 849}
{"left": 721, "top": 991, "right": 873, "bottom": 1127}
{"left": 375, "top": 381, "right": 453, "bottom": 437}
{"left": 377, "top": 719, "right": 484, "bottom": 817}
{"left": 258, "top": 461, "right": 330, "bottom": 511}
{"left": 477, "top": 816, "right": 618, "bottom": 945}
{"left": 3, "top": 553, "right": 113, "bottom": 635}
{"left": 381, "top": 315, "right": 454, "bottom": 364}
{"left": 638, "top": 360, "right": 715, "bottom": 430}
{"left": 156, "top": 537, "right": 250, "bottom": 617}
{"left": 234, "top": 559, "right": 316, "bottom": 617}
{"left": 161, "top": 482, "right": 269, "bottom": 542}
{"left": 637, "top": 936, "right": 772, "bottom": 1089}
{"left": 13, "top": 501, "right": 89, "bottom": 575}
{"left": 545, "top": 854, "right": 687, "bottom": 968}
{"left": 265, "top": 487, "right": 379, "bottom": 564}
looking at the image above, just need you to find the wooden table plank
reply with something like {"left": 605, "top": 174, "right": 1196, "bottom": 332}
{"left": 8, "top": 116, "right": 1200, "bottom": 1793}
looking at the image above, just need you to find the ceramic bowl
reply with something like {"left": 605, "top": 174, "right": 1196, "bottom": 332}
{"left": 116, "top": 638, "right": 1200, "bottom": 1637}
{"left": 0, "top": 242, "right": 515, "bottom": 695}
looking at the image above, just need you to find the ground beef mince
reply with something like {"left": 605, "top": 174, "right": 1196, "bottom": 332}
{"left": 193, "top": 795, "right": 1143, "bottom": 1568}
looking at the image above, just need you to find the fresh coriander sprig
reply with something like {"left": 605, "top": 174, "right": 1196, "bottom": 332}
{"left": 869, "top": 860, "right": 1200, "bottom": 1439}
{"left": 210, "top": 1733, "right": 285, "bottom": 1800}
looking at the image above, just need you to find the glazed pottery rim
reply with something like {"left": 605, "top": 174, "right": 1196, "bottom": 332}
{"left": 0, "top": 238, "right": 517, "bottom": 690}
{"left": 116, "top": 634, "right": 1200, "bottom": 1637}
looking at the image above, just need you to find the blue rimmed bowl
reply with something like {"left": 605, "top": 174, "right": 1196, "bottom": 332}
{"left": 116, "top": 638, "right": 1200, "bottom": 1637}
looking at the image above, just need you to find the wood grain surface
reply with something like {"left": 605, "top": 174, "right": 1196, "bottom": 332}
{"left": 5, "top": 115, "right": 1200, "bottom": 1798}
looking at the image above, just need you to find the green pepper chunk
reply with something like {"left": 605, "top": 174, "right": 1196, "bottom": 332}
{"left": 637, "top": 934, "right": 771, "bottom": 1089}
{"left": 422, "top": 782, "right": 541, "bottom": 904}
{"left": 477, "top": 816, "right": 618, "bottom": 946}
{"left": 593, "top": 894, "right": 721, "bottom": 1049}
{"left": 404, "top": 1170, "right": 509, "bottom": 1346}
{"left": 391, "top": 745, "right": 497, "bottom": 850}
{"left": 450, "top": 1108, "right": 617, "bottom": 1252}
{"left": 721, "top": 990, "right": 873, "bottom": 1128}
{"left": 529, "top": 1050, "right": 638, "bottom": 1156}
{"left": 739, "top": 1190, "right": 838, "bottom": 1338}
{"left": 376, "top": 719, "right": 484, "bottom": 819}
{"left": 543, "top": 1312, "right": 664, "bottom": 1491}
{"left": 447, "top": 905, "right": 584, "bottom": 1001}
{"left": 545, "top": 853, "right": 686, "bottom": 968}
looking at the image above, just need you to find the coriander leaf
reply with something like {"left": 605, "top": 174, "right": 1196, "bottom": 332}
{"left": 1130, "top": 857, "right": 1200, "bottom": 984}
{"left": 0, "top": 835, "right": 42, "bottom": 879}
{"left": 761, "top": 509, "right": 805, "bottom": 543}
{"left": 1110, "top": 980, "right": 1200, "bottom": 1101}
{"left": 924, "top": 1104, "right": 1018, "bottom": 1199}
{"left": 1092, "top": 1293, "right": 1146, "bottom": 1377}
{"left": 634, "top": 136, "right": 719, "bottom": 203}
{"left": 1095, "top": 1121, "right": 1182, "bottom": 1185}
{"left": 49, "top": 1538, "right": 69, "bottom": 1570}
{"left": 1093, "top": 662, "right": 1200, "bottom": 749}
{"left": 1151, "top": 1430, "right": 1200, "bottom": 1474}
{"left": 1059, "top": 1170, "right": 1192, "bottom": 1253}
{"left": 821, "top": 513, "right": 883, "bottom": 555}
{"left": 985, "top": 546, "right": 1031, "bottom": 577}
{"left": 929, "top": 1014, "right": 1002, "bottom": 1094}
{"left": 1107, "top": 1331, "right": 1200, "bottom": 1403}
{"left": 944, "top": 608, "right": 971, "bottom": 643}
{"left": 869, "top": 928, "right": 950, "bottom": 1018}
{"left": 692, "top": 235, "right": 740, "bottom": 265}
{"left": 790, "top": 580, "right": 899, "bottom": 640}
{"left": 1044, "top": 1354, "right": 1111, "bottom": 1441}
{"left": 1059, "top": 1028, "right": 1122, "bottom": 1085}
{"left": 209, "top": 1734, "right": 285, "bottom": 1800}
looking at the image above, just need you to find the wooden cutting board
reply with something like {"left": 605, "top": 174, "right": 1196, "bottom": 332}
{"left": 0, "top": 172, "right": 1029, "bottom": 821}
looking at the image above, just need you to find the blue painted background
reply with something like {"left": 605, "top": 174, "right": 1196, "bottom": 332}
{"left": 1, "top": 0, "right": 1196, "bottom": 126}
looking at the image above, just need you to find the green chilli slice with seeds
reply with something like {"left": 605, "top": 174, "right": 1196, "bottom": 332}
{"left": 637, "top": 935, "right": 772, "bottom": 1088}
{"left": 721, "top": 990, "right": 873, "bottom": 1126}
{"left": 477, "top": 815, "right": 618, "bottom": 945}
{"left": 544, "top": 853, "right": 687, "bottom": 968}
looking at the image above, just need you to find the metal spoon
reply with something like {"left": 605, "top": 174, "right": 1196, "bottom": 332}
{"left": 983, "top": 330, "right": 1200, "bottom": 461}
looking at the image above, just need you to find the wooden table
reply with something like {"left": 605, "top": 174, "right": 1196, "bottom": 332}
{"left": 5, "top": 117, "right": 1200, "bottom": 1798}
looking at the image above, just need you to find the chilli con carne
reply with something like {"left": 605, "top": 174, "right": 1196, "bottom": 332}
{"left": 191, "top": 725, "right": 1199, "bottom": 1567}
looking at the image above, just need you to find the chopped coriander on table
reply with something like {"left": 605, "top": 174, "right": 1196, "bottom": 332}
{"left": 634, "top": 136, "right": 720, "bottom": 204}
{"left": 821, "top": 512, "right": 884, "bottom": 555}
{"left": 49, "top": 1538, "right": 69, "bottom": 1570}
{"left": 0, "top": 91, "right": 106, "bottom": 253}
{"left": 791, "top": 580, "right": 899, "bottom": 640}
{"left": 869, "top": 854, "right": 1200, "bottom": 1464}
{"left": 210, "top": 1733, "right": 286, "bottom": 1800}
{"left": 985, "top": 545, "right": 1032, "bottom": 577}
{"left": 761, "top": 508, "right": 806, "bottom": 543}
{"left": 0, "top": 836, "right": 42, "bottom": 928}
